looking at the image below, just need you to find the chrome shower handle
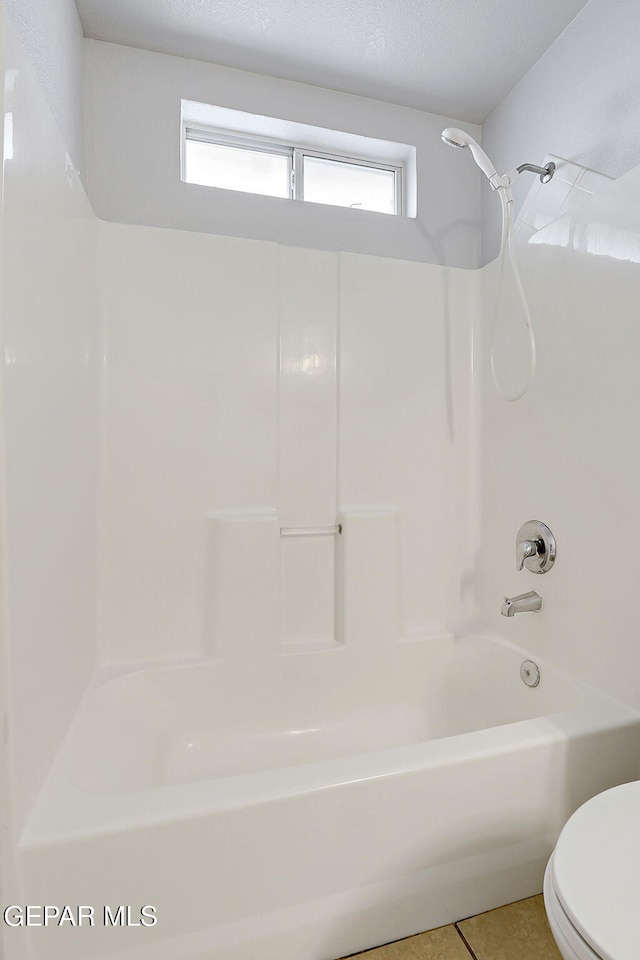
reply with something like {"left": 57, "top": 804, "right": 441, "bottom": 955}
{"left": 515, "top": 521, "right": 557, "bottom": 574}
{"left": 516, "top": 539, "right": 541, "bottom": 571}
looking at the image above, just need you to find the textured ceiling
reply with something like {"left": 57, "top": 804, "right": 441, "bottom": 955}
{"left": 75, "top": 0, "right": 589, "bottom": 121}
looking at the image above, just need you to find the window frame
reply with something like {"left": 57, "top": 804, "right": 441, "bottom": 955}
{"left": 183, "top": 124, "right": 404, "bottom": 215}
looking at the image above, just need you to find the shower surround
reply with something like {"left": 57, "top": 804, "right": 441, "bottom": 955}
{"left": 95, "top": 224, "right": 475, "bottom": 665}
{"left": 3, "top": 6, "right": 640, "bottom": 960}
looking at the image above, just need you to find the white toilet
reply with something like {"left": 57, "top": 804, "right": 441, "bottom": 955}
{"left": 544, "top": 781, "right": 640, "bottom": 960}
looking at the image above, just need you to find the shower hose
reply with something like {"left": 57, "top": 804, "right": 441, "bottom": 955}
{"left": 491, "top": 186, "right": 536, "bottom": 402}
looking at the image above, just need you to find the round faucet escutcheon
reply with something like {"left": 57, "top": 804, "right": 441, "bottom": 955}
{"left": 515, "top": 520, "right": 556, "bottom": 574}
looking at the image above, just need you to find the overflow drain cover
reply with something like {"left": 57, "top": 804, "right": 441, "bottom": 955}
{"left": 520, "top": 660, "right": 540, "bottom": 688}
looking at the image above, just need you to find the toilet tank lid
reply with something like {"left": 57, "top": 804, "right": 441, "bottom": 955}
{"left": 552, "top": 781, "right": 640, "bottom": 960}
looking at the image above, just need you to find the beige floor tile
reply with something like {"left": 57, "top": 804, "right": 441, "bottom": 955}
{"left": 457, "top": 895, "right": 562, "bottom": 960}
{"left": 346, "top": 924, "right": 472, "bottom": 959}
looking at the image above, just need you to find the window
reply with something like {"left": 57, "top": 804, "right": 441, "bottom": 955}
{"left": 184, "top": 135, "right": 291, "bottom": 199}
{"left": 184, "top": 128, "right": 401, "bottom": 214}
{"left": 182, "top": 112, "right": 409, "bottom": 216}
{"left": 302, "top": 154, "right": 397, "bottom": 215}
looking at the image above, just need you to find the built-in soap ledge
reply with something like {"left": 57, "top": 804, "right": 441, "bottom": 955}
{"left": 280, "top": 524, "right": 342, "bottom": 538}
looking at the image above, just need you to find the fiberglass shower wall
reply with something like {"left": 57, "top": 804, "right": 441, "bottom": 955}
{"left": 0, "top": 12, "right": 98, "bottom": 823}
{"left": 96, "top": 225, "right": 478, "bottom": 665}
{"left": 0, "top": 9, "right": 99, "bottom": 935}
{"left": 477, "top": 161, "right": 640, "bottom": 711}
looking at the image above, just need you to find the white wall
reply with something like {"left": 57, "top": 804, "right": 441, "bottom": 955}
{"left": 481, "top": 0, "right": 640, "bottom": 263}
{"left": 97, "top": 222, "right": 477, "bottom": 665}
{"left": 84, "top": 40, "right": 481, "bottom": 269}
{"left": 4, "top": 0, "right": 84, "bottom": 175}
{"left": 478, "top": 162, "right": 640, "bottom": 709}
{"left": 0, "top": 14, "right": 98, "bottom": 833}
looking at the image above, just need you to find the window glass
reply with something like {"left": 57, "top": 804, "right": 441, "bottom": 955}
{"left": 184, "top": 138, "right": 290, "bottom": 199}
{"left": 302, "top": 156, "right": 396, "bottom": 214}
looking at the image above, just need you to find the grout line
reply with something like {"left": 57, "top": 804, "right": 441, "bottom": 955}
{"left": 337, "top": 930, "right": 424, "bottom": 959}
{"left": 340, "top": 894, "right": 544, "bottom": 959}
{"left": 454, "top": 924, "right": 481, "bottom": 960}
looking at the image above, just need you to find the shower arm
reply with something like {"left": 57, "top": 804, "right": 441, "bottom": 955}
{"left": 516, "top": 161, "right": 555, "bottom": 183}
{"left": 498, "top": 161, "right": 556, "bottom": 188}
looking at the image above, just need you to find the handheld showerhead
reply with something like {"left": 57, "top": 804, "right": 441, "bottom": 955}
{"left": 441, "top": 128, "right": 469, "bottom": 149}
{"left": 441, "top": 127, "right": 501, "bottom": 188}
{"left": 440, "top": 127, "right": 537, "bottom": 402}
{"left": 440, "top": 129, "right": 557, "bottom": 402}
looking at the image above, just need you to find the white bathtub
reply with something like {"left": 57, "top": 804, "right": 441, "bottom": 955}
{"left": 17, "top": 634, "right": 640, "bottom": 960}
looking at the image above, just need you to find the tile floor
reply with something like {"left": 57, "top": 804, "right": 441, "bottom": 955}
{"left": 344, "top": 895, "right": 562, "bottom": 959}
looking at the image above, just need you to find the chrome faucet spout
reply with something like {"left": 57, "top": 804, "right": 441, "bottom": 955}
{"left": 501, "top": 590, "right": 543, "bottom": 617}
